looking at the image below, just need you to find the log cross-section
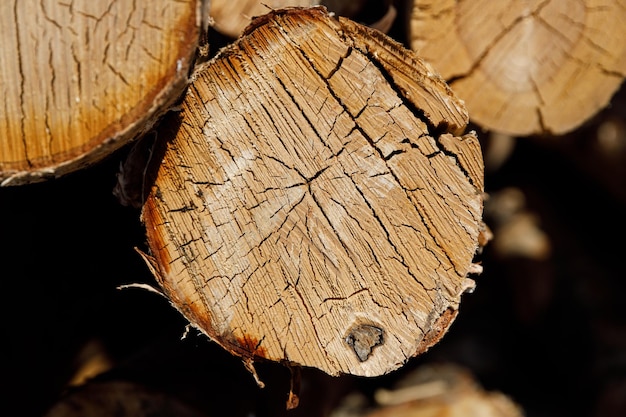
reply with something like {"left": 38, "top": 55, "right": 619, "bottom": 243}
{"left": 0, "top": 0, "right": 201, "bottom": 185}
{"left": 142, "top": 7, "right": 485, "bottom": 377}
{"left": 409, "top": 0, "right": 626, "bottom": 136}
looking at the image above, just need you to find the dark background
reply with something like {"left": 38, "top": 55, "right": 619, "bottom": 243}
{"left": 2, "top": 5, "right": 626, "bottom": 417}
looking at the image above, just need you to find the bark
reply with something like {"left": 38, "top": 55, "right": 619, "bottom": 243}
{"left": 0, "top": 0, "right": 204, "bottom": 186}
{"left": 142, "top": 7, "right": 485, "bottom": 377}
{"left": 408, "top": 0, "right": 626, "bottom": 136}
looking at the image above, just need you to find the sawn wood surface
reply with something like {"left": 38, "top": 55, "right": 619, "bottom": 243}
{"left": 142, "top": 7, "right": 485, "bottom": 377}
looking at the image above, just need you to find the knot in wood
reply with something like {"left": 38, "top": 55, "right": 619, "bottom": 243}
{"left": 142, "top": 6, "right": 485, "bottom": 377}
{"left": 345, "top": 324, "right": 384, "bottom": 362}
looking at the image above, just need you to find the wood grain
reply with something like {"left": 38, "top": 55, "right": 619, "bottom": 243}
{"left": 142, "top": 7, "right": 484, "bottom": 377}
{"left": 0, "top": 0, "right": 202, "bottom": 185}
{"left": 409, "top": 0, "right": 626, "bottom": 136}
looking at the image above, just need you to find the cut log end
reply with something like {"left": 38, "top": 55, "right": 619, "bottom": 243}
{"left": 409, "top": 0, "right": 626, "bottom": 136}
{"left": 142, "top": 6, "right": 485, "bottom": 377}
{"left": 0, "top": 0, "right": 202, "bottom": 186}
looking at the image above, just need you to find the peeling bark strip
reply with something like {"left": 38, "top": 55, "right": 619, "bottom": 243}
{"left": 142, "top": 7, "right": 485, "bottom": 377}
{"left": 409, "top": 0, "right": 626, "bottom": 136}
{"left": 0, "top": 0, "right": 202, "bottom": 186}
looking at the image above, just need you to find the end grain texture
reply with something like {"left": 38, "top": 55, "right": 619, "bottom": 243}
{"left": 0, "top": 0, "right": 202, "bottom": 185}
{"left": 142, "top": 7, "right": 485, "bottom": 377}
{"left": 409, "top": 0, "right": 626, "bottom": 136}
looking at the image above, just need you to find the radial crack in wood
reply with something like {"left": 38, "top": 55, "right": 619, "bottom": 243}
{"left": 409, "top": 0, "right": 626, "bottom": 136}
{"left": 0, "top": 0, "right": 203, "bottom": 186}
{"left": 142, "top": 6, "right": 485, "bottom": 377}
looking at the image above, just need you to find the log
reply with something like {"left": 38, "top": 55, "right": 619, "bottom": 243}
{"left": 209, "top": 0, "right": 396, "bottom": 39}
{"left": 141, "top": 7, "right": 485, "bottom": 378}
{"left": 209, "top": 0, "right": 319, "bottom": 39}
{"left": 0, "top": 0, "right": 203, "bottom": 186}
{"left": 408, "top": 0, "right": 626, "bottom": 136}
{"left": 45, "top": 381, "right": 204, "bottom": 417}
{"left": 368, "top": 364, "right": 524, "bottom": 417}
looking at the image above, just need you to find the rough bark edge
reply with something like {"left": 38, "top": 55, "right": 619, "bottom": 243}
{"left": 136, "top": 242, "right": 268, "bottom": 387}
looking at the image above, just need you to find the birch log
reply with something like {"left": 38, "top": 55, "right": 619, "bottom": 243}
{"left": 142, "top": 7, "right": 485, "bottom": 377}
{"left": 409, "top": 0, "right": 626, "bottom": 136}
{"left": 0, "top": 0, "right": 203, "bottom": 186}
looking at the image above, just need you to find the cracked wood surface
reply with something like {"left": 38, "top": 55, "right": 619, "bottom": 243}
{"left": 409, "top": 0, "right": 626, "bottom": 136}
{"left": 0, "top": 0, "right": 202, "bottom": 186}
{"left": 142, "top": 7, "right": 484, "bottom": 377}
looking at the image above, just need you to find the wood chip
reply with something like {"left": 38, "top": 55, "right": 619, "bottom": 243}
{"left": 142, "top": 7, "right": 484, "bottom": 377}
{"left": 409, "top": 0, "right": 626, "bottom": 136}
